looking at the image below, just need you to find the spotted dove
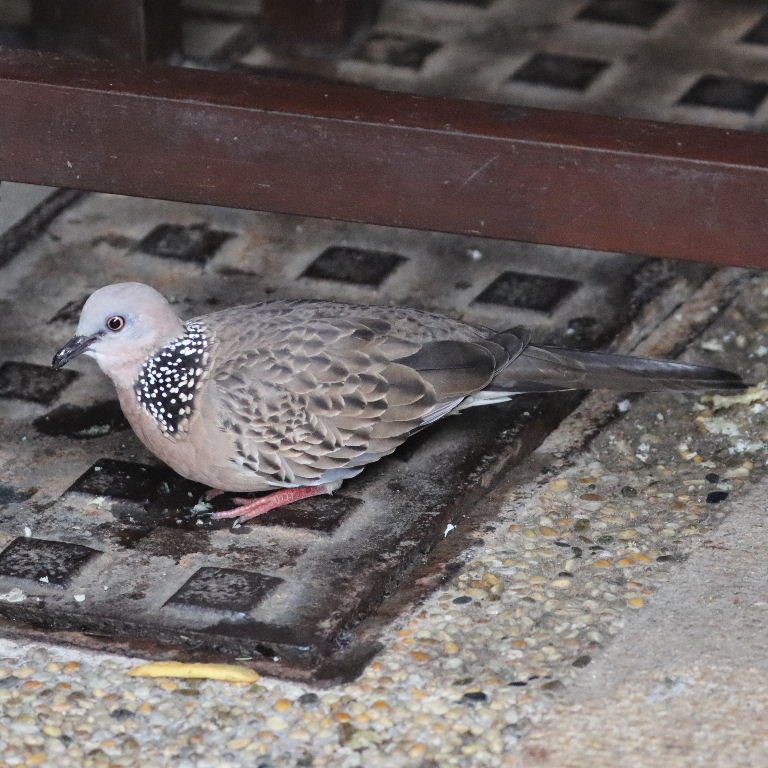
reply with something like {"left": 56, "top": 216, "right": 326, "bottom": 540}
{"left": 52, "top": 283, "right": 744, "bottom": 524}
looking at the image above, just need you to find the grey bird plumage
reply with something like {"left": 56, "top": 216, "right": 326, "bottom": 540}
{"left": 52, "top": 282, "right": 745, "bottom": 524}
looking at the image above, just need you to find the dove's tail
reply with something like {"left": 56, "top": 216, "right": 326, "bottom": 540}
{"left": 488, "top": 344, "right": 746, "bottom": 394}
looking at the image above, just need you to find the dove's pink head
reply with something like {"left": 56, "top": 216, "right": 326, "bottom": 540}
{"left": 52, "top": 282, "right": 185, "bottom": 382}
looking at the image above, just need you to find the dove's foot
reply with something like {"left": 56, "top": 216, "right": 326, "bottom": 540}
{"left": 210, "top": 485, "right": 330, "bottom": 527}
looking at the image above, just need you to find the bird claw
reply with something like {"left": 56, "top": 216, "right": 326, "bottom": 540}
{"left": 192, "top": 495, "right": 255, "bottom": 519}
{"left": 206, "top": 485, "right": 330, "bottom": 526}
{"left": 209, "top": 497, "right": 272, "bottom": 523}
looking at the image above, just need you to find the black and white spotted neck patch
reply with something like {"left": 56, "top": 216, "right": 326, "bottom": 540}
{"left": 134, "top": 322, "right": 211, "bottom": 436}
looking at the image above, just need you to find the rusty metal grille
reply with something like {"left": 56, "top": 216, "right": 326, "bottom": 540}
{"left": 0, "top": 0, "right": 759, "bottom": 679}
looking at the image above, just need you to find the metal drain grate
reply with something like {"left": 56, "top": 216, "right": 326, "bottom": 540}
{"left": 0, "top": 187, "right": 710, "bottom": 680}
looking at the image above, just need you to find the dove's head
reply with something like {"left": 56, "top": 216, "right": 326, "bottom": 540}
{"left": 52, "top": 282, "right": 186, "bottom": 380}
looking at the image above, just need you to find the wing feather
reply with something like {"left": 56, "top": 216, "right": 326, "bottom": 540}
{"left": 199, "top": 300, "right": 524, "bottom": 486}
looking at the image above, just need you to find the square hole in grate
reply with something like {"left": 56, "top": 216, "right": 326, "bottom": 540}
{"left": 303, "top": 246, "right": 406, "bottom": 287}
{"left": 0, "top": 537, "right": 99, "bottom": 587}
{"left": 253, "top": 495, "right": 362, "bottom": 534}
{"left": 510, "top": 53, "right": 608, "bottom": 91}
{"left": 680, "top": 76, "right": 768, "bottom": 113}
{"left": 0, "top": 27, "right": 34, "bottom": 48}
{"left": 0, "top": 361, "right": 78, "bottom": 405}
{"left": 137, "top": 223, "right": 234, "bottom": 264}
{"left": 473, "top": 270, "right": 579, "bottom": 313}
{"left": 0, "top": 485, "right": 36, "bottom": 505}
{"left": 577, "top": 0, "right": 672, "bottom": 28}
{"left": 49, "top": 296, "right": 87, "bottom": 324}
{"left": 67, "top": 458, "right": 168, "bottom": 503}
{"left": 33, "top": 401, "right": 129, "bottom": 440}
{"left": 743, "top": 15, "right": 768, "bottom": 45}
{"left": 353, "top": 32, "right": 441, "bottom": 69}
{"left": 166, "top": 567, "right": 283, "bottom": 613}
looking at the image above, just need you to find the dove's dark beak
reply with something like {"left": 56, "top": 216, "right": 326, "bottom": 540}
{"left": 52, "top": 334, "right": 100, "bottom": 370}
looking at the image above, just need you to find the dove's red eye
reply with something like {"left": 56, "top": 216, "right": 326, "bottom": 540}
{"left": 106, "top": 315, "right": 125, "bottom": 332}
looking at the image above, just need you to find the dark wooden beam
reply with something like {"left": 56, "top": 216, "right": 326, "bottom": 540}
{"left": 2, "top": 48, "right": 768, "bottom": 268}
{"left": 31, "top": 0, "right": 181, "bottom": 62}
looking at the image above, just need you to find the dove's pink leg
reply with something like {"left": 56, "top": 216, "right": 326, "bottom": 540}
{"left": 210, "top": 485, "right": 330, "bottom": 525}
